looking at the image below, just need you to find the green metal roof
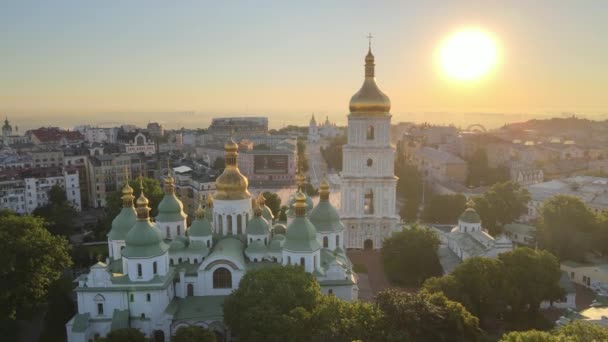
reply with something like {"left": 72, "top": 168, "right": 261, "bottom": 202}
{"left": 309, "top": 201, "right": 344, "bottom": 233}
{"left": 189, "top": 217, "right": 213, "bottom": 237}
{"left": 71, "top": 313, "right": 90, "bottom": 332}
{"left": 459, "top": 208, "right": 481, "bottom": 223}
{"left": 156, "top": 192, "right": 187, "bottom": 222}
{"left": 207, "top": 237, "right": 246, "bottom": 266}
{"left": 261, "top": 205, "right": 274, "bottom": 221}
{"left": 246, "top": 215, "right": 270, "bottom": 236}
{"left": 188, "top": 240, "right": 209, "bottom": 254}
{"left": 108, "top": 207, "right": 137, "bottom": 241}
{"left": 169, "top": 239, "right": 186, "bottom": 252}
{"left": 111, "top": 309, "right": 130, "bottom": 331}
{"left": 122, "top": 220, "right": 169, "bottom": 258}
{"left": 246, "top": 239, "right": 267, "bottom": 255}
{"left": 504, "top": 223, "right": 536, "bottom": 236}
{"left": 165, "top": 296, "right": 226, "bottom": 321}
{"left": 284, "top": 217, "right": 320, "bottom": 252}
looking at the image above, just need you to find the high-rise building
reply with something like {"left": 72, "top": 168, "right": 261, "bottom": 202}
{"left": 341, "top": 44, "right": 399, "bottom": 250}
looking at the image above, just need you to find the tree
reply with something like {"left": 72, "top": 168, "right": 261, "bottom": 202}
{"left": 382, "top": 226, "right": 443, "bottom": 287}
{"left": 97, "top": 328, "right": 146, "bottom": 342}
{"left": 395, "top": 163, "right": 423, "bottom": 222}
{"left": 320, "top": 135, "right": 346, "bottom": 171}
{"left": 38, "top": 276, "right": 76, "bottom": 342}
{"left": 474, "top": 181, "right": 531, "bottom": 235}
{"left": 499, "top": 330, "right": 556, "bottom": 342}
{"left": 223, "top": 266, "right": 321, "bottom": 342}
{"left": 537, "top": 195, "right": 597, "bottom": 261}
{"left": 278, "top": 205, "right": 288, "bottom": 222}
{"left": 422, "top": 194, "right": 467, "bottom": 223}
{"left": 499, "top": 321, "right": 608, "bottom": 342}
{"left": 262, "top": 191, "right": 282, "bottom": 218}
{"left": 0, "top": 214, "right": 72, "bottom": 322}
{"left": 466, "top": 148, "right": 509, "bottom": 187}
{"left": 297, "top": 139, "right": 309, "bottom": 172}
{"left": 424, "top": 257, "right": 505, "bottom": 320}
{"left": 499, "top": 247, "right": 563, "bottom": 317}
{"left": 213, "top": 157, "right": 225, "bottom": 170}
{"left": 172, "top": 326, "right": 216, "bottom": 342}
{"left": 376, "top": 289, "right": 481, "bottom": 342}
{"left": 32, "top": 184, "right": 77, "bottom": 236}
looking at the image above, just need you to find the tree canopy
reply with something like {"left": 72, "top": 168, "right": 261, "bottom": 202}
{"left": 395, "top": 163, "right": 423, "bottom": 222}
{"left": 320, "top": 135, "right": 346, "bottom": 171}
{"left": 0, "top": 213, "right": 72, "bottom": 322}
{"left": 466, "top": 148, "right": 509, "bottom": 187}
{"left": 172, "top": 325, "right": 216, "bottom": 342}
{"left": 262, "top": 191, "right": 281, "bottom": 218}
{"left": 422, "top": 193, "right": 467, "bottom": 224}
{"left": 472, "top": 181, "right": 531, "bottom": 235}
{"left": 499, "top": 321, "right": 608, "bottom": 342}
{"left": 32, "top": 184, "right": 78, "bottom": 236}
{"left": 96, "top": 328, "right": 146, "bottom": 342}
{"left": 382, "top": 226, "right": 443, "bottom": 287}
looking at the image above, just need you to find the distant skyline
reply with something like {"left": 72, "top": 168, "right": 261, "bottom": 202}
{"left": 1, "top": 1, "right": 607, "bottom": 129}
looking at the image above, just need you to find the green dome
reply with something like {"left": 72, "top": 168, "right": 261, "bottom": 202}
{"left": 169, "top": 239, "right": 186, "bottom": 252}
{"left": 246, "top": 239, "right": 267, "bottom": 255}
{"left": 108, "top": 207, "right": 137, "bottom": 240}
{"left": 189, "top": 217, "right": 213, "bottom": 237}
{"left": 272, "top": 224, "right": 287, "bottom": 235}
{"left": 122, "top": 220, "right": 169, "bottom": 258}
{"left": 247, "top": 215, "right": 270, "bottom": 236}
{"left": 459, "top": 208, "right": 481, "bottom": 223}
{"left": 287, "top": 193, "right": 313, "bottom": 214}
{"left": 156, "top": 193, "right": 187, "bottom": 222}
{"left": 309, "top": 201, "right": 344, "bottom": 233}
{"left": 284, "top": 217, "right": 320, "bottom": 252}
{"left": 261, "top": 205, "right": 274, "bottom": 221}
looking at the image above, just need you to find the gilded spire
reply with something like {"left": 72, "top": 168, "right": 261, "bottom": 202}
{"left": 349, "top": 37, "right": 391, "bottom": 114}
{"left": 135, "top": 177, "right": 151, "bottom": 220}
{"left": 206, "top": 193, "right": 214, "bottom": 208}
{"left": 215, "top": 137, "right": 250, "bottom": 200}
{"left": 195, "top": 192, "right": 205, "bottom": 219}
{"left": 121, "top": 167, "right": 135, "bottom": 207}
{"left": 294, "top": 190, "right": 307, "bottom": 217}
{"left": 164, "top": 160, "right": 175, "bottom": 192}
{"left": 319, "top": 178, "right": 330, "bottom": 201}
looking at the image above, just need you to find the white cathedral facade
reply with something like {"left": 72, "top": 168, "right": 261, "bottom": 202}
{"left": 341, "top": 45, "right": 400, "bottom": 249}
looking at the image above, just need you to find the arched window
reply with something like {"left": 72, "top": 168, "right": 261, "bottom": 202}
{"left": 193, "top": 258, "right": 198, "bottom": 263}
{"left": 367, "top": 158, "right": 373, "bottom": 167}
{"left": 336, "top": 235, "right": 340, "bottom": 248}
{"left": 300, "top": 257, "right": 305, "bottom": 267}
{"left": 177, "top": 225, "right": 181, "bottom": 236}
{"left": 227, "top": 215, "right": 233, "bottom": 235}
{"left": 97, "top": 303, "right": 104, "bottom": 315}
{"left": 323, "top": 236, "right": 329, "bottom": 248}
{"left": 178, "top": 257, "right": 182, "bottom": 263}
{"left": 187, "top": 284, "right": 194, "bottom": 296}
{"left": 367, "top": 126, "right": 374, "bottom": 140}
{"left": 136, "top": 136, "right": 145, "bottom": 145}
{"left": 364, "top": 189, "right": 374, "bottom": 214}
{"left": 213, "top": 268, "right": 232, "bottom": 289}
{"left": 153, "top": 262, "right": 157, "bottom": 275}
{"left": 137, "top": 263, "right": 142, "bottom": 277}
{"left": 130, "top": 294, "right": 134, "bottom": 302}
{"left": 146, "top": 293, "right": 151, "bottom": 302}
{"left": 217, "top": 214, "right": 223, "bottom": 234}
{"left": 170, "top": 259, "right": 174, "bottom": 265}
{"left": 166, "top": 226, "right": 170, "bottom": 239}
{"left": 237, "top": 214, "right": 242, "bottom": 234}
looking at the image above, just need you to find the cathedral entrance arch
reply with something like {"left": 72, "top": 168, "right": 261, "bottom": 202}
{"left": 153, "top": 330, "right": 165, "bottom": 342}
{"left": 364, "top": 239, "right": 373, "bottom": 250}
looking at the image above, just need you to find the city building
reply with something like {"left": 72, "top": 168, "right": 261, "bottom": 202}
{"left": 503, "top": 223, "right": 536, "bottom": 247}
{"left": 308, "top": 114, "right": 320, "bottom": 143}
{"left": 75, "top": 125, "right": 118, "bottom": 144}
{"left": 28, "top": 127, "right": 84, "bottom": 146}
{"left": 340, "top": 45, "right": 399, "bottom": 249}
{"left": 146, "top": 122, "right": 164, "bottom": 137}
{"left": 87, "top": 154, "right": 146, "bottom": 208}
{"left": 208, "top": 117, "right": 268, "bottom": 135}
{"left": 118, "top": 131, "right": 156, "bottom": 155}
{"left": 510, "top": 164, "right": 544, "bottom": 187}
{"left": 65, "top": 138, "right": 357, "bottom": 342}
{"left": 431, "top": 202, "right": 513, "bottom": 273}
{"left": 413, "top": 146, "right": 468, "bottom": 184}
{"left": 1, "top": 118, "right": 29, "bottom": 146}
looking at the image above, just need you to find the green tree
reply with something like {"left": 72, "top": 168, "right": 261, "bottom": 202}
{"left": 538, "top": 195, "right": 597, "bottom": 261}
{"left": 466, "top": 148, "right": 509, "bottom": 187}
{"left": 0, "top": 214, "right": 72, "bottom": 326}
{"left": 97, "top": 328, "right": 146, "bottom": 342}
{"left": 297, "top": 139, "right": 309, "bottom": 172}
{"left": 224, "top": 266, "right": 321, "bottom": 342}
{"left": 320, "top": 135, "right": 346, "bottom": 171}
{"left": 278, "top": 205, "right": 288, "bottom": 222}
{"left": 262, "top": 191, "right": 282, "bottom": 218}
{"left": 172, "top": 325, "right": 216, "bottom": 342}
{"left": 395, "top": 163, "right": 423, "bottom": 222}
{"left": 557, "top": 320, "right": 608, "bottom": 341}
{"left": 423, "top": 257, "right": 505, "bottom": 320}
{"left": 475, "top": 181, "right": 531, "bottom": 235}
{"left": 499, "top": 247, "right": 563, "bottom": 317}
{"left": 376, "top": 289, "right": 481, "bottom": 342}
{"left": 499, "top": 330, "right": 556, "bottom": 342}
{"left": 32, "top": 184, "right": 77, "bottom": 236}
{"left": 382, "top": 226, "right": 443, "bottom": 287}
{"left": 213, "top": 157, "right": 225, "bottom": 170}
{"left": 38, "top": 276, "right": 76, "bottom": 342}
{"left": 422, "top": 194, "right": 467, "bottom": 223}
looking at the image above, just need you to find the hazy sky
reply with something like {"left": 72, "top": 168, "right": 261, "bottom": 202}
{"left": 1, "top": 1, "right": 607, "bottom": 128}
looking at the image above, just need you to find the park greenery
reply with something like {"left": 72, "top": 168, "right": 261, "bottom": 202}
{"left": 423, "top": 248, "right": 563, "bottom": 330}
{"left": 224, "top": 265, "right": 481, "bottom": 342}
{"left": 422, "top": 193, "right": 467, "bottom": 223}
{"left": 297, "top": 139, "right": 310, "bottom": 172}
{"left": 262, "top": 191, "right": 282, "bottom": 218}
{"left": 471, "top": 181, "right": 531, "bottom": 236}
{"left": 32, "top": 184, "right": 78, "bottom": 236}
{"left": 499, "top": 321, "right": 608, "bottom": 342}
{"left": 0, "top": 211, "right": 72, "bottom": 339}
{"left": 395, "top": 163, "right": 423, "bottom": 222}
{"left": 381, "top": 226, "right": 443, "bottom": 287}
{"left": 320, "top": 134, "right": 347, "bottom": 171}
{"left": 466, "top": 148, "right": 510, "bottom": 187}
{"left": 172, "top": 325, "right": 217, "bottom": 342}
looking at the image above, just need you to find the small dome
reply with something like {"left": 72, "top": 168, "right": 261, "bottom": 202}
{"left": 189, "top": 217, "right": 213, "bottom": 237}
{"left": 272, "top": 224, "right": 287, "bottom": 235}
{"left": 459, "top": 208, "right": 481, "bottom": 223}
{"left": 284, "top": 216, "right": 320, "bottom": 252}
{"left": 349, "top": 48, "right": 391, "bottom": 114}
{"left": 108, "top": 207, "right": 137, "bottom": 241}
{"left": 156, "top": 192, "right": 187, "bottom": 222}
{"left": 245, "top": 239, "right": 267, "bottom": 256}
{"left": 169, "top": 239, "right": 186, "bottom": 252}
{"left": 215, "top": 138, "right": 251, "bottom": 200}
{"left": 224, "top": 138, "right": 238, "bottom": 152}
{"left": 309, "top": 201, "right": 344, "bottom": 233}
{"left": 122, "top": 221, "right": 168, "bottom": 258}
{"left": 247, "top": 215, "right": 270, "bottom": 236}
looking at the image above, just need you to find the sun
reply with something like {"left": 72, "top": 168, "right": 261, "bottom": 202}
{"left": 439, "top": 29, "right": 498, "bottom": 81}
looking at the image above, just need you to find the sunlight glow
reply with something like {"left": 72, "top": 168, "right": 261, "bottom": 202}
{"left": 439, "top": 29, "right": 498, "bottom": 81}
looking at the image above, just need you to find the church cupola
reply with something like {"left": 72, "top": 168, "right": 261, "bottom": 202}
{"left": 215, "top": 137, "right": 251, "bottom": 200}
{"left": 458, "top": 200, "right": 482, "bottom": 233}
{"left": 310, "top": 178, "right": 345, "bottom": 251}
{"left": 107, "top": 170, "right": 138, "bottom": 260}
{"left": 156, "top": 164, "right": 187, "bottom": 239}
{"left": 257, "top": 193, "right": 274, "bottom": 222}
{"left": 188, "top": 194, "right": 213, "bottom": 251}
{"left": 283, "top": 190, "right": 321, "bottom": 272}
{"left": 349, "top": 40, "right": 391, "bottom": 115}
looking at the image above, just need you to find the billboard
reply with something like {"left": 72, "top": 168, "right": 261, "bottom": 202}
{"left": 254, "top": 155, "right": 288, "bottom": 174}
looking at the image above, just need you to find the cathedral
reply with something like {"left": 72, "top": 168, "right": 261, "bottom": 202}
{"left": 341, "top": 44, "right": 400, "bottom": 249}
{"left": 66, "top": 140, "right": 356, "bottom": 342}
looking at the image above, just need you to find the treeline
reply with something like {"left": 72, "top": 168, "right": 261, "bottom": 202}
{"left": 320, "top": 134, "right": 346, "bottom": 171}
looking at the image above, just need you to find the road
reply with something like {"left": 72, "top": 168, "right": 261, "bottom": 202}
{"left": 306, "top": 141, "right": 329, "bottom": 187}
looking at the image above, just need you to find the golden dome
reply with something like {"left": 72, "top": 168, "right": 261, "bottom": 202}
{"left": 349, "top": 47, "right": 391, "bottom": 114}
{"left": 215, "top": 138, "right": 251, "bottom": 200}
{"left": 135, "top": 178, "right": 151, "bottom": 219}
{"left": 294, "top": 190, "right": 307, "bottom": 208}
{"left": 206, "top": 193, "right": 214, "bottom": 207}
{"left": 319, "top": 178, "right": 330, "bottom": 201}
{"left": 195, "top": 193, "right": 205, "bottom": 219}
